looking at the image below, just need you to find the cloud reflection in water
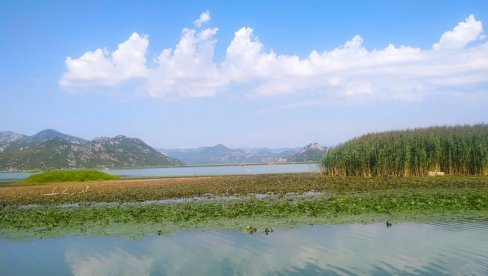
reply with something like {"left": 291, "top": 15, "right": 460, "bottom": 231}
{"left": 58, "top": 222, "right": 488, "bottom": 275}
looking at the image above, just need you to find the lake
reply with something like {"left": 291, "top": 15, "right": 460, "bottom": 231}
{"left": 0, "top": 163, "right": 319, "bottom": 180}
{"left": 108, "top": 163, "right": 319, "bottom": 178}
{"left": 1, "top": 220, "right": 487, "bottom": 275}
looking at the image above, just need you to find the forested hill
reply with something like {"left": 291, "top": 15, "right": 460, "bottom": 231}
{"left": 322, "top": 124, "right": 488, "bottom": 177}
{"left": 0, "top": 130, "right": 181, "bottom": 171}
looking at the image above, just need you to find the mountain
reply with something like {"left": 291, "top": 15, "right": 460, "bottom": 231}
{"left": 29, "top": 129, "right": 87, "bottom": 144}
{"left": 0, "top": 130, "right": 180, "bottom": 171}
{"left": 160, "top": 144, "right": 295, "bottom": 165}
{"left": 279, "top": 143, "right": 326, "bottom": 162}
{"left": 0, "top": 131, "right": 26, "bottom": 145}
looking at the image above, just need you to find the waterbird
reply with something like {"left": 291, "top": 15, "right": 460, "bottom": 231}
{"left": 264, "top": 227, "right": 271, "bottom": 235}
{"left": 386, "top": 220, "right": 392, "bottom": 228}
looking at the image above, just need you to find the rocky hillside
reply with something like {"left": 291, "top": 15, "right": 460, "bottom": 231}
{"left": 279, "top": 143, "right": 326, "bottom": 162}
{"left": 0, "top": 130, "right": 180, "bottom": 171}
{"left": 0, "top": 131, "right": 26, "bottom": 144}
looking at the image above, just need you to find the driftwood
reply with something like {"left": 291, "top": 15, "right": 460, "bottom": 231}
{"left": 428, "top": 171, "right": 445, "bottom": 176}
{"left": 42, "top": 186, "right": 90, "bottom": 196}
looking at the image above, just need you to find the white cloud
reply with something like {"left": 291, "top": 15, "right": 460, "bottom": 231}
{"left": 60, "top": 33, "right": 148, "bottom": 89}
{"left": 60, "top": 13, "right": 488, "bottom": 101}
{"left": 147, "top": 26, "right": 227, "bottom": 97}
{"left": 433, "top": 14, "right": 483, "bottom": 50}
{"left": 194, "top": 10, "right": 211, "bottom": 27}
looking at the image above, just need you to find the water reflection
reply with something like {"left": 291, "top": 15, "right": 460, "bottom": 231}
{"left": 66, "top": 249, "right": 153, "bottom": 276}
{"left": 1, "top": 221, "right": 488, "bottom": 275}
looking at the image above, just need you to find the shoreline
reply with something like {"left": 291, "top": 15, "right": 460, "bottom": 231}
{"left": 0, "top": 161, "right": 321, "bottom": 174}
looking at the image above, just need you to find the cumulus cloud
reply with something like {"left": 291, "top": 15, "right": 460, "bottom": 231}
{"left": 60, "top": 33, "right": 149, "bottom": 89}
{"left": 60, "top": 12, "right": 488, "bottom": 100}
{"left": 433, "top": 14, "right": 483, "bottom": 50}
{"left": 147, "top": 26, "right": 227, "bottom": 97}
{"left": 194, "top": 10, "right": 211, "bottom": 27}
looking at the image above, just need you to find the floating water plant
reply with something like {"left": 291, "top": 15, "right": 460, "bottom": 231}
{"left": 1, "top": 173, "right": 488, "bottom": 239}
{"left": 245, "top": 225, "right": 257, "bottom": 234}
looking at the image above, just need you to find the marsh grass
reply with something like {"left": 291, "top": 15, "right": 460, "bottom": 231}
{"left": 21, "top": 170, "right": 119, "bottom": 185}
{"left": 1, "top": 174, "right": 487, "bottom": 207}
{"left": 322, "top": 124, "right": 488, "bottom": 177}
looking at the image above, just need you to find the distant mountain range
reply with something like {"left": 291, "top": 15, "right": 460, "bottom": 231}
{"left": 0, "top": 129, "right": 180, "bottom": 171}
{"left": 159, "top": 143, "right": 326, "bottom": 165}
{"left": 160, "top": 144, "right": 295, "bottom": 165}
{"left": 0, "top": 129, "right": 327, "bottom": 170}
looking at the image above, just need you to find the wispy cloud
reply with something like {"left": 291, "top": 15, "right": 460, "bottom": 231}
{"left": 194, "top": 10, "right": 211, "bottom": 27}
{"left": 60, "top": 13, "right": 488, "bottom": 101}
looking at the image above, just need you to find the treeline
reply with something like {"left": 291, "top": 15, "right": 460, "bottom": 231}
{"left": 322, "top": 124, "right": 488, "bottom": 177}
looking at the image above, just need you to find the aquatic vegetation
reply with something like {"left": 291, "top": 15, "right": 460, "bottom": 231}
{"left": 322, "top": 124, "right": 488, "bottom": 177}
{"left": 22, "top": 170, "right": 119, "bottom": 184}
{"left": 1, "top": 187, "right": 487, "bottom": 236}
{"left": 245, "top": 225, "right": 257, "bottom": 234}
{"left": 1, "top": 173, "right": 488, "bottom": 238}
{"left": 2, "top": 174, "right": 488, "bottom": 207}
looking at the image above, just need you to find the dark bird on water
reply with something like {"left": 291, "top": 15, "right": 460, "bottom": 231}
{"left": 386, "top": 220, "right": 392, "bottom": 228}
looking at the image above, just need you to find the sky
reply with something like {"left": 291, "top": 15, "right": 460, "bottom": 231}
{"left": 1, "top": 0, "right": 487, "bottom": 148}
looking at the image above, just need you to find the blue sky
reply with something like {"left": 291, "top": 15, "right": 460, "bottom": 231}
{"left": 1, "top": 0, "right": 487, "bottom": 148}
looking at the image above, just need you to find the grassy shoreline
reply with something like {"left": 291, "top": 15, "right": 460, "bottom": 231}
{"left": 1, "top": 174, "right": 488, "bottom": 239}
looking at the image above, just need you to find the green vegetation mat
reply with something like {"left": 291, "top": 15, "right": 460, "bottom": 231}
{"left": 22, "top": 170, "right": 119, "bottom": 184}
{"left": 2, "top": 174, "right": 488, "bottom": 206}
{"left": 1, "top": 174, "right": 488, "bottom": 239}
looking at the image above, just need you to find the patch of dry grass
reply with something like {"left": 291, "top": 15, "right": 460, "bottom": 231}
{"left": 1, "top": 173, "right": 488, "bottom": 207}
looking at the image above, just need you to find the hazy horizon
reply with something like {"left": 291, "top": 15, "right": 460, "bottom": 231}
{"left": 2, "top": 1, "right": 487, "bottom": 148}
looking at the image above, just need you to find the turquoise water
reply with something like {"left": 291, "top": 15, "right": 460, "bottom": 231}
{"left": 0, "top": 163, "right": 319, "bottom": 181}
{"left": 1, "top": 221, "right": 487, "bottom": 275}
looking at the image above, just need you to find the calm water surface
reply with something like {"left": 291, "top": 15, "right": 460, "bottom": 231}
{"left": 0, "top": 172, "right": 33, "bottom": 181}
{"left": 0, "top": 164, "right": 318, "bottom": 181}
{"left": 108, "top": 163, "right": 318, "bottom": 178}
{"left": 1, "top": 221, "right": 488, "bottom": 275}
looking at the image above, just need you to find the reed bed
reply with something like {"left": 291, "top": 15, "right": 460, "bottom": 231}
{"left": 322, "top": 124, "right": 488, "bottom": 177}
